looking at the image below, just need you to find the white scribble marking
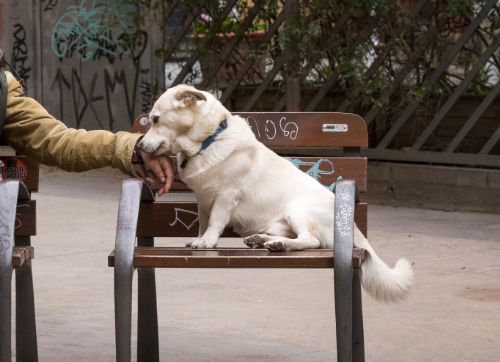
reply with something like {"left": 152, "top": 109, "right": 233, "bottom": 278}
{"left": 169, "top": 208, "right": 199, "bottom": 230}
{"left": 246, "top": 116, "right": 261, "bottom": 137}
{"left": 336, "top": 185, "right": 352, "bottom": 201}
{"left": 265, "top": 120, "right": 276, "bottom": 139}
{"left": 15, "top": 204, "right": 29, "bottom": 229}
{"left": 336, "top": 204, "right": 352, "bottom": 237}
{"left": 279, "top": 117, "right": 299, "bottom": 140}
{"left": 246, "top": 116, "right": 299, "bottom": 140}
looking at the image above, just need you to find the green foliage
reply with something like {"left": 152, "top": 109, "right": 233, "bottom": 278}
{"left": 107, "top": 0, "right": 500, "bottom": 117}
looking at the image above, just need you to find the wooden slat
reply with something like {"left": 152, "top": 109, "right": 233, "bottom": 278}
{"left": 134, "top": 156, "right": 367, "bottom": 193}
{"left": 108, "top": 247, "right": 365, "bottom": 269}
{"left": 12, "top": 246, "right": 35, "bottom": 268}
{"left": 132, "top": 113, "right": 368, "bottom": 148}
{"left": 136, "top": 201, "right": 367, "bottom": 238}
{"left": 14, "top": 200, "right": 37, "bottom": 236}
{"left": 0, "top": 156, "right": 39, "bottom": 192}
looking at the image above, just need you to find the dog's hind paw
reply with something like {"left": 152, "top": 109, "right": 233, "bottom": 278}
{"left": 264, "top": 240, "right": 286, "bottom": 252}
{"left": 244, "top": 235, "right": 266, "bottom": 249}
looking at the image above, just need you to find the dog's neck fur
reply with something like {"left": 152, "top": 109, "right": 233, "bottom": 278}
{"left": 178, "top": 115, "right": 256, "bottom": 179}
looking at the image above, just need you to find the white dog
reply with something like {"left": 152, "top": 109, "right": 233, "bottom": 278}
{"left": 140, "top": 84, "right": 413, "bottom": 303}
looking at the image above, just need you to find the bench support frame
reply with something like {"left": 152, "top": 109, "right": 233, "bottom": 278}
{"left": 114, "top": 179, "right": 364, "bottom": 362}
{"left": 0, "top": 180, "right": 38, "bottom": 362}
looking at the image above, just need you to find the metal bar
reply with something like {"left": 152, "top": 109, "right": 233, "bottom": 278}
{"left": 480, "top": 123, "right": 500, "bottom": 154}
{"left": 163, "top": 0, "right": 207, "bottom": 62}
{"left": 411, "top": 34, "right": 500, "bottom": 151}
{"left": 0, "top": 180, "right": 20, "bottom": 362}
{"left": 446, "top": 78, "right": 500, "bottom": 153}
{"left": 337, "top": 0, "right": 428, "bottom": 113}
{"left": 137, "top": 238, "right": 159, "bottom": 362}
{"left": 16, "top": 259, "right": 38, "bottom": 362}
{"left": 305, "top": 22, "right": 377, "bottom": 112}
{"left": 376, "top": 0, "right": 497, "bottom": 149}
{"left": 220, "top": 10, "right": 287, "bottom": 104}
{"left": 334, "top": 180, "right": 358, "bottom": 362}
{"left": 363, "top": 14, "right": 449, "bottom": 127}
{"left": 363, "top": 149, "right": 500, "bottom": 167}
{"left": 14, "top": 185, "right": 38, "bottom": 362}
{"left": 352, "top": 268, "right": 365, "bottom": 362}
{"left": 241, "top": 54, "right": 289, "bottom": 111}
{"left": 199, "top": 0, "right": 267, "bottom": 89}
{"left": 114, "top": 179, "right": 144, "bottom": 362}
{"left": 171, "top": 0, "right": 239, "bottom": 87}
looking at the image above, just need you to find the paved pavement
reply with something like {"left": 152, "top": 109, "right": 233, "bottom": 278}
{"left": 10, "top": 166, "right": 500, "bottom": 361}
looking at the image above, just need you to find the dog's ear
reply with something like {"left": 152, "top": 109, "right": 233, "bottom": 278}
{"left": 175, "top": 90, "right": 207, "bottom": 108}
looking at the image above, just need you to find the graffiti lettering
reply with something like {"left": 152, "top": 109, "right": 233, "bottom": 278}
{"left": 169, "top": 208, "right": 199, "bottom": 230}
{"left": 12, "top": 23, "right": 31, "bottom": 81}
{"left": 42, "top": 0, "right": 58, "bottom": 11}
{"left": 0, "top": 3, "right": 5, "bottom": 40}
{"left": 139, "top": 78, "right": 159, "bottom": 114}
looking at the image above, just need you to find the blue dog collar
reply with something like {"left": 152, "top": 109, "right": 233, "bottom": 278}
{"left": 180, "top": 119, "right": 228, "bottom": 169}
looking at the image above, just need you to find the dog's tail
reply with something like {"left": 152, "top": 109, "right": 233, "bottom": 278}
{"left": 353, "top": 227, "right": 413, "bottom": 303}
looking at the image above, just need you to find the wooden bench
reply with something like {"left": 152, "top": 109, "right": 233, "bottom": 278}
{"left": 109, "top": 112, "right": 368, "bottom": 362}
{"left": 0, "top": 143, "right": 39, "bottom": 362}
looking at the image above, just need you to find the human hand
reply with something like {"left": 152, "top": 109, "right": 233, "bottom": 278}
{"left": 140, "top": 151, "right": 174, "bottom": 196}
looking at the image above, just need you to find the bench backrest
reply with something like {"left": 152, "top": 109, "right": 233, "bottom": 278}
{"left": 0, "top": 139, "right": 38, "bottom": 237}
{"left": 131, "top": 112, "right": 368, "bottom": 238}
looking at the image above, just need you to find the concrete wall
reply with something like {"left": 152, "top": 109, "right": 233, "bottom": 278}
{"left": 1, "top": 0, "right": 164, "bottom": 131}
{"left": 366, "top": 162, "right": 500, "bottom": 214}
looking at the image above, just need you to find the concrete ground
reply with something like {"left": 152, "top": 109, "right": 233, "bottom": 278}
{"left": 10, "top": 167, "right": 500, "bottom": 361}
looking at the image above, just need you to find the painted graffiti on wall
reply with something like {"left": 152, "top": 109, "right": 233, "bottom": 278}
{"left": 0, "top": 3, "right": 5, "bottom": 40}
{"left": 0, "top": 0, "right": 163, "bottom": 131}
{"left": 51, "top": 0, "right": 136, "bottom": 63}
{"left": 12, "top": 23, "right": 31, "bottom": 81}
{"left": 40, "top": 0, "right": 163, "bottom": 130}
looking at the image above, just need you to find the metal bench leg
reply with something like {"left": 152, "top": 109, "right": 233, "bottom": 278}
{"left": 16, "top": 258, "right": 38, "bottom": 362}
{"left": 352, "top": 268, "right": 365, "bottom": 362}
{"left": 0, "top": 180, "right": 20, "bottom": 362}
{"left": 334, "top": 179, "right": 358, "bottom": 362}
{"left": 114, "top": 180, "right": 145, "bottom": 362}
{"left": 137, "top": 237, "right": 159, "bottom": 362}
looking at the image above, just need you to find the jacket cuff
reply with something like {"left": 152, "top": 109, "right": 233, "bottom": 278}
{"left": 113, "top": 132, "right": 143, "bottom": 176}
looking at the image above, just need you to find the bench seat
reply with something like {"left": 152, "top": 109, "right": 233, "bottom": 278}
{"left": 108, "top": 247, "right": 365, "bottom": 268}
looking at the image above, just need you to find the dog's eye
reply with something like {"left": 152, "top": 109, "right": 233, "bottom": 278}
{"left": 151, "top": 116, "right": 159, "bottom": 124}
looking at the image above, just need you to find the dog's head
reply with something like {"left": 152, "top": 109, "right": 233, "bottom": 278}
{"left": 140, "top": 84, "right": 219, "bottom": 156}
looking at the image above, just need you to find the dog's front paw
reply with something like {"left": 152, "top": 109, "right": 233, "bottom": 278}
{"left": 244, "top": 235, "right": 265, "bottom": 248}
{"left": 264, "top": 240, "right": 286, "bottom": 252}
{"left": 190, "top": 238, "right": 217, "bottom": 249}
{"left": 185, "top": 238, "right": 197, "bottom": 247}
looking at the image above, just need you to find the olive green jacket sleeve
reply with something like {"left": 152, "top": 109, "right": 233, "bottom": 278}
{"left": 2, "top": 71, "right": 142, "bottom": 176}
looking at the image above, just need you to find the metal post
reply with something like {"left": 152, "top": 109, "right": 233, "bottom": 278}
{"left": 114, "top": 179, "right": 144, "bottom": 362}
{"left": 14, "top": 184, "right": 38, "bottom": 362}
{"left": 352, "top": 268, "right": 365, "bottom": 362}
{"left": 15, "top": 258, "right": 38, "bottom": 362}
{"left": 0, "top": 180, "right": 20, "bottom": 362}
{"left": 137, "top": 227, "right": 159, "bottom": 362}
{"left": 334, "top": 180, "right": 358, "bottom": 362}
